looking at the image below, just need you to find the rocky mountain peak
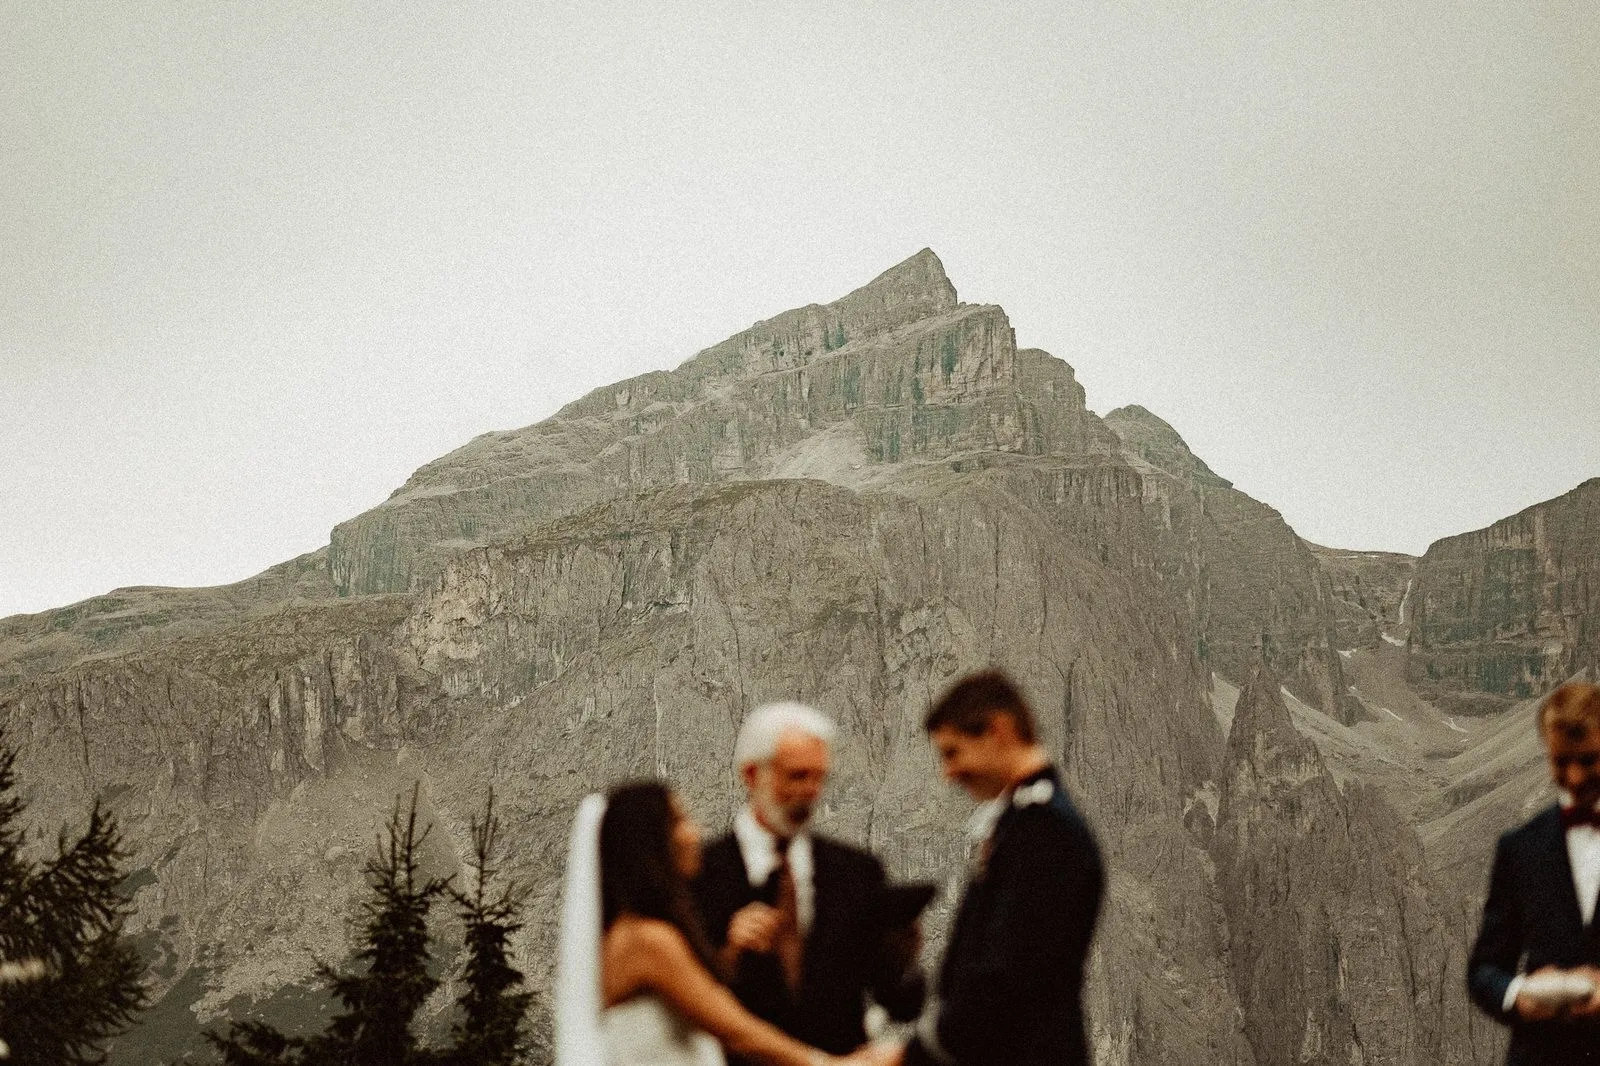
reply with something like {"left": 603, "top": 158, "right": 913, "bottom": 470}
{"left": 1104, "top": 404, "right": 1231, "bottom": 488}
{"left": 682, "top": 246, "right": 960, "bottom": 382}
{"left": 1225, "top": 661, "right": 1324, "bottom": 780}
{"left": 326, "top": 251, "right": 1121, "bottom": 596}
{"left": 855, "top": 246, "right": 958, "bottom": 311}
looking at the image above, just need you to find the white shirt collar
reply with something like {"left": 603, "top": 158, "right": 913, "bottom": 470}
{"left": 733, "top": 807, "right": 814, "bottom": 930}
{"left": 965, "top": 775, "right": 1057, "bottom": 845}
{"left": 965, "top": 799, "right": 1004, "bottom": 844}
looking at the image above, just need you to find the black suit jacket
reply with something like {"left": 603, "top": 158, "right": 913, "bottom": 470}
{"left": 906, "top": 766, "right": 1103, "bottom": 1066}
{"left": 1468, "top": 805, "right": 1600, "bottom": 1065}
{"left": 692, "top": 829, "right": 926, "bottom": 1059}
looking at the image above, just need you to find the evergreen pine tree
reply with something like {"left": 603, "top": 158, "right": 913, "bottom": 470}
{"left": 0, "top": 729, "right": 148, "bottom": 1065}
{"left": 206, "top": 1020, "right": 300, "bottom": 1066}
{"left": 444, "top": 791, "right": 531, "bottom": 1066}
{"left": 302, "top": 785, "right": 446, "bottom": 1066}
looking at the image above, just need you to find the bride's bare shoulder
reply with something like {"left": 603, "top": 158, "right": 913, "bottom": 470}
{"left": 604, "top": 915, "right": 693, "bottom": 965}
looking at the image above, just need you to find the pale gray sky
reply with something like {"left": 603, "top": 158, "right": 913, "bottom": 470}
{"left": 4, "top": 1, "right": 1597, "bottom": 619}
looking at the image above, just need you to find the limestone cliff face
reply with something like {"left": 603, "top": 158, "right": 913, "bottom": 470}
{"left": 1213, "top": 667, "right": 1466, "bottom": 1065}
{"left": 0, "top": 595, "right": 441, "bottom": 1060}
{"left": 0, "top": 549, "right": 335, "bottom": 689}
{"left": 1407, "top": 478, "right": 1600, "bottom": 714}
{"left": 328, "top": 250, "right": 1118, "bottom": 596}
{"left": 1306, "top": 545, "right": 1418, "bottom": 650}
{"left": 1105, "top": 406, "right": 1363, "bottom": 724}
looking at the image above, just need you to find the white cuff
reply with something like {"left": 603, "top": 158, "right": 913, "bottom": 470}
{"left": 1503, "top": 974, "right": 1526, "bottom": 1015}
{"left": 915, "top": 999, "right": 955, "bottom": 1066}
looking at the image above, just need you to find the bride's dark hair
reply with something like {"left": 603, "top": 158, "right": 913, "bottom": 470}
{"left": 600, "top": 781, "right": 721, "bottom": 974}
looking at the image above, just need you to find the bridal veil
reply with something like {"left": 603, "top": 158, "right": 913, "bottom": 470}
{"left": 556, "top": 793, "right": 608, "bottom": 1066}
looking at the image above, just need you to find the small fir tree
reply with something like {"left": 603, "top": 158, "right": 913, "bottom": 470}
{"left": 444, "top": 791, "right": 532, "bottom": 1066}
{"left": 206, "top": 1020, "right": 300, "bottom": 1066}
{"left": 0, "top": 729, "right": 148, "bottom": 1065}
{"left": 300, "top": 786, "right": 447, "bottom": 1066}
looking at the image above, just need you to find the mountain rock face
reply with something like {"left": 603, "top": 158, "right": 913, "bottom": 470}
{"left": 1407, "top": 478, "right": 1600, "bottom": 714}
{"left": 1306, "top": 545, "right": 1418, "bottom": 650}
{"left": 1105, "top": 406, "right": 1363, "bottom": 724}
{"left": 0, "top": 550, "right": 335, "bottom": 689}
{"left": 1213, "top": 666, "right": 1465, "bottom": 1065}
{"left": 327, "top": 249, "right": 1118, "bottom": 597}
{"left": 0, "top": 251, "right": 1524, "bottom": 1065}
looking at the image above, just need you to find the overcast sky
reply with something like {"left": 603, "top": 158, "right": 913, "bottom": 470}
{"left": 3, "top": 1, "right": 1597, "bottom": 619}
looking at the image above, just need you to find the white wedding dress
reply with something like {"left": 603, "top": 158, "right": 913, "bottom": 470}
{"left": 602, "top": 995, "right": 726, "bottom": 1066}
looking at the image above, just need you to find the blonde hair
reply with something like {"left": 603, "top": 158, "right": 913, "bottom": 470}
{"left": 1540, "top": 681, "right": 1600, "bottom": 741}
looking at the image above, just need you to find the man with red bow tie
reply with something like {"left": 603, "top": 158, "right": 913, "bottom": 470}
{"left": 1470, "top": 680, "right": 1600, "bottom": 1064}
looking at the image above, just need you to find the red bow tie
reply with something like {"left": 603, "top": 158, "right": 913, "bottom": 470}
{"left": 1561, "top": 805, "right": 1600, "bottom": 831}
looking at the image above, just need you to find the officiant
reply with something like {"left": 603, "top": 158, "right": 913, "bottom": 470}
{"left": 1468, "top": 680, "right": 1600, "bottom": 1064}
{"left": 693, "top": 703, "right": 926, "bottom": 1066}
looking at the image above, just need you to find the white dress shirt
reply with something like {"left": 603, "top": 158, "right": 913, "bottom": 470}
{"left": 733, "top": 806, "right": 815, "bottom": 932}
{"left": 1571, "top": 820, "right": 1600, "bottom": 929}
{"left": 1502, "top": 792, "right": 1600, "bottom": 1011}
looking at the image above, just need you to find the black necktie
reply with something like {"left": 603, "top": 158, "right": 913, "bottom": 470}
{"left": 1562, "top": 805, "right": 1600, "bottom": 831}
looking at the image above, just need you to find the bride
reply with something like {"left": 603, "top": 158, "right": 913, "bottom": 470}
{"left": 557, "top": 782, "right": 894, "bottom": 1066}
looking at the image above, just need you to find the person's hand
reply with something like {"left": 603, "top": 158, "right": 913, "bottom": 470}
{"left": 882, "top": 921, "right": 922, "bottom": 974}
{"left": 1516, "top": 991, "right": 1562, "bottom": 1022}
{"left": 1517, "top": 966, "right": 1577, "bottom": 1021}
{"left": 727, "top": 902, "right": 781, "bottom": 957}
{"left": 839, "top": 1041, "right": 903, "bottom": 1066}
{"left": 1567, "top": 965, "right": 1600, "bottom": 1018}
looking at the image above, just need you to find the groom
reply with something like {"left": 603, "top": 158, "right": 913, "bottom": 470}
{"left": 894, "top": 670, "right": 1104, "bottom": 1066}
{"left": 1468, "top": 680, "right": 1600, "bottom": 1063}
{"left": 693, "top": 702, "right": 926, "bottom": 1065}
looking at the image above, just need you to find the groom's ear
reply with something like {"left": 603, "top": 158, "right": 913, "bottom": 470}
{"left": 985, "top": 711, "right": 1024, "bottom": 746}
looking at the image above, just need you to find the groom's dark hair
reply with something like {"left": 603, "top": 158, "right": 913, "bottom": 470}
{"left": 600, "top": 781, "right": 722, "bottom": 974}
{"left": 925, "top": 670, "right": 1038, "bottom": 743}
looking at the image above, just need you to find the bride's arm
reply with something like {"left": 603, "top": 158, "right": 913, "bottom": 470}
{"left": 606, "top": 919, "right": 833, "bottom": 1066}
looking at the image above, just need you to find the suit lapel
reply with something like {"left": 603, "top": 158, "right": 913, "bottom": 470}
{"left": 726, "top": 835, "right": 759, "bottom": 902}
{"left": 705, "top": 834, "right": 764, "bottom": 928}
{"left": 1531, "top": 808, "right": 1588, "bottom": 947}
{"left": 800, "top": 839, "right": 836, "bottom": 991}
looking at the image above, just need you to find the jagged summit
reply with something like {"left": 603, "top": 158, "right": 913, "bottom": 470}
{"left": 1104, "top": 404, "right": 1231, "bottom": 488}
{"left": 1225, "top": 662, "right": 1321, "bottom": 771}
{"left": 666, "top": 246, "right": 960, "bottom": 383}
{"left": 856, "top": 246, "right": 957, "bottom": 308}
{"left": 328, "top": 251, "right": 1112, "bottom": 595}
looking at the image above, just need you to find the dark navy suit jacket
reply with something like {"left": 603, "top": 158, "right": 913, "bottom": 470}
{"left": 906, "top": 766, "right": 1104, "bottom": 1066}
{"left": 1468, "top": 804, "right": 1600, "bottom": 1064}
{"left": 692, "top": 831, "right": 925, "bottom": 1062}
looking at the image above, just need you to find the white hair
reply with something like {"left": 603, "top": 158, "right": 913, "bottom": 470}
{"left": 733, "top": 701, "right": 837, "bottom": 769}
